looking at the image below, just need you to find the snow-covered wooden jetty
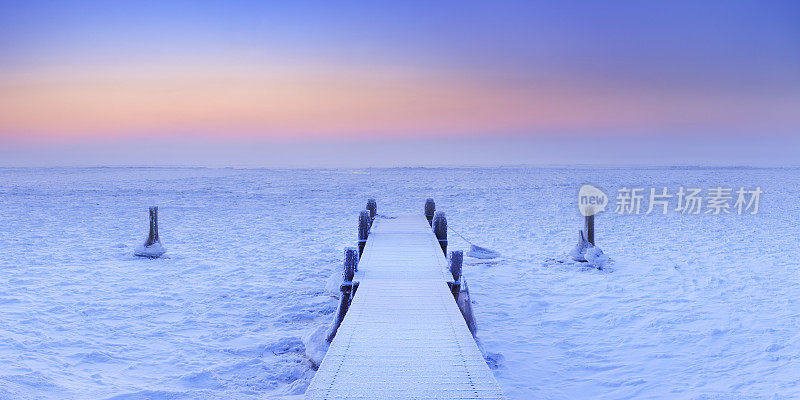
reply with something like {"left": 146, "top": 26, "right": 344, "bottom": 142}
{"left": 306, "top": 213, "right": 504, "bottom": 399}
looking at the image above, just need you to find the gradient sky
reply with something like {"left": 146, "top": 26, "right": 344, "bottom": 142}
{"left": 1, "top": 1, "right": 798, "bottom": 165}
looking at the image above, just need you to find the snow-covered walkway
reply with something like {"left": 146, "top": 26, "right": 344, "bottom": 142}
{"left": 306, "top": 214, "right": 504, "bottom": 399}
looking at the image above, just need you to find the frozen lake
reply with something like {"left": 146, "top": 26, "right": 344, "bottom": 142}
{"left": 0, "top": 166, "right": 797, "bottom": 399}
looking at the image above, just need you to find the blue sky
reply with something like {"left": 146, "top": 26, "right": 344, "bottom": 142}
{"left": 0, "top": 1, "right": 798, "bottom": 165}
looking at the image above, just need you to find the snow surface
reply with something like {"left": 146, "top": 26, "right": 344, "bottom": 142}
{"left": 0, "top": 166, "right": 798, "bottom": 399}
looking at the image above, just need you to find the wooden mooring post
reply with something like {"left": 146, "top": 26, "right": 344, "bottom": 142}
{"left": 424, "top": 198, "right": 436, "bottom": 226}
{"left": 134, "top": 206, "right": 166, "bottom": 258}
{"left": 447, "top": 250, "right": 462, "bottom": 297}
{"left": 432, "top": 211, "right": 447, "bottom": 254}
{"left": 366, "top": 198, "right": 377, "bottom": 221}
{"left": 571, "top": 213, "right": 596, "bottom": 262}
{"left": 584, "top": 214, "right": 595, "bottom": 245}
{"left": 457, "top": 280, "right": 477, "bottom": 335}
{"left": 146, "top": 206, "right": 159, "bottom": 246}
{"left": 358, "top": 210, "right": 371, "bottom": 257}
{"left": 327, "top": 247, "right": 359, "bottom": 342}
{"left": 445, "top": 250, "right": 476, "bottom": 335}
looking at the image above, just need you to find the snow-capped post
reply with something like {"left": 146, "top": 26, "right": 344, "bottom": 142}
{"left": 571, "top": 214, "right": 609, "bottom": 268}
{"left": 448, "top": 251, "right": 475, "bottom": 334}
{"left": 134, "top": 206, "right": 166, "bottom": 258}
{"left": 449, "top": 250, "right": 462, "bottom": 281}
{"left": 457, "top": 279, "right": 477, "bottom": 335}
{"left": 344, "top": 247, "right": 358, "bottom": 277}
{"left": 366, "top": 198, "right": 377, "bottom": 222}
{"left": 432, "top": 211, "right": 447, "bottom": 255}
{"left": 447, "top": 250, "right": 463, "bottom": 298}
{"left": 424, "top": 198, "right": 436, "bottom": 226}
{"left": 328, "top": 247, "right": 360, "bottom": 342}
{"left": 584, "top": 214, "right": 595, "bottom": 245}
{"left": 358, "top": 210, "right": 371, "bottom": 258}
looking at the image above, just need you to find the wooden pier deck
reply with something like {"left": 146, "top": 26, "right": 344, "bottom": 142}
{"left": 306, "top": 214, "right": 504, "bottom": 399}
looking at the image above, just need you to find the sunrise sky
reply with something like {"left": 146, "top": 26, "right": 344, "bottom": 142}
{"left": 1, "top": 1, "right": 798, "bottom": 166}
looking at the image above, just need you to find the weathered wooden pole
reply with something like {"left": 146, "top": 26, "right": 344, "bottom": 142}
{"left": 449, "top": 250, "right": 462, "bottom": 281}
{"left": 327, "top": 247, "right": 360, "bottom": 342}
{"left": 447, "top": 250, "right": 463, "bottom": 298}
{"left": 344, "top": 247, "right": 358, "bottom": 276}
{"left": 571, "top": 214, "right": 596, "bottom": 262}
{"left": 366, "top": 198, "right": 377, "bottom": 221}
{"left": 584, "top": 214, "right": 595, "bottom": 245}
{"left": 146, "top": 206, "right": 159, "bottom": 245}
{"left": 457, "top": 280, "right": 477, "bottom": 335}
{"left": 432, "top": 211, "right": 447, "bottom": 255}
{"left": 448, "top": 250, "right": 475, "bottom": 334}
{"left": 134, "top": 206, "right": 166, "bottom": 258}
{"left": 358, "top": 210, "right": 371, "bottom": 257}
{"left": 424, "top": 198, "right": 436, "bottom": 226}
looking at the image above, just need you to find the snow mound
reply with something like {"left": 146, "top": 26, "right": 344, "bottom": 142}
{"left": 569, "top": 231, "right": 610, "bottom": 268}
{"left": 302, "top": 325, "right": 330, "bottom": 368}
{"left": 569, "top": 231, "right": 590, "bottom": 262}
{"left": 584, "top": 245, "right": 610, "bottom": 269}
{"left": 134, "top": 242, "right": 166, "bottom": 258}
{"left": 324, "top": 270, "right": 342, "bottom": 298}
{"left": 467, "top": 244, "right": 501, "bottom": 259}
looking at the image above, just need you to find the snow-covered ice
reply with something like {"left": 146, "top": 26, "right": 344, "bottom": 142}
{"left": 0, "top": 166, "right": 798, "bottom": 399}
{"left": 133, "top": 242, "right": 166, "bottom": 259}
{"left": 467, "top": 244, "right": 502, "bottom": 260}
